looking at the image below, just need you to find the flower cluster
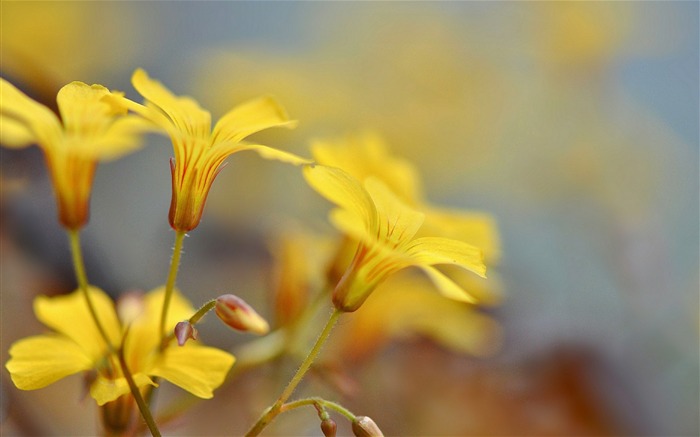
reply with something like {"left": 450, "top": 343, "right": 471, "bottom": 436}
{"left": 1, "top": 71, "right": 500, "bottom": 436}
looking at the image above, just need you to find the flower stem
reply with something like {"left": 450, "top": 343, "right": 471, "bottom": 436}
{"left": 118, "top": 332, "right": 161, "bottom": 437}
{"left": 245, "top": 308, "right": 342, "bottom": 437}
{"left": 67, "top": 229, "right": 112, "bottom": 349}
{"left": 280, "top": 397, "right": 356, "bottom": 422}
{"left": 159, "top": 231, "right": 186, "bottom": 345}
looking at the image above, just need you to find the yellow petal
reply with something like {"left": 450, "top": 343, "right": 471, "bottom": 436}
{"left": 149, "top": 345, "right": 235, "bottom": 399}
{"left": 131, "top": 68, "right": 211, "bottom": 138}
{"left": 90, "top": 372, "right": 155, "bottom": 406}
{"left": 422, "top": 207, "right": 501, "bottom": 263}
{"left": 143, "top": 286, "right": 196, "bottom": 333}
{"left": 401, "top": 293, "right": 502, "bottom": 357}
{"left": 0, "top": 77, "right": 62, "bottom": 148}
{"left": 214, "top": 142, "right": 311, "bottom": 166}
{"left": 5, "top": 334, "right": 93, "bottom": 390}
{"left": 436, "top": 265, "right": 505, "bottom": 307}
{"left": 107, "top": 92, "right": 173, "bottom": 136}
{"left": 90, "top": 115, "right": 155, "bottom": 161}
{"left": 364, "top": 177, "right": 424, "bottom": 246}
{"left": 54, "top": 82, "right": 152, "bottom": 160}
{"left": 0, "top": 115, "right": 35, "bottom": 147}
{"left": 406, "top": 237, "right": 486, "bottom": 278}
{"left": 34, "top": 287, "right": 122, "bottom": 359}
{"left": 125, "top": 287, "right": 195, "bottom": 362}
{"left": 310, "top": 132, "right": 422, "bottom": 204}
{"left": 212, "top": 95, "right": 297, "bottom": 144}
{"left": 57, "top": 82, "right": 118, "bottom": 133}
{"left": 328, "top": 208, "right": 370, "bottom": 243}
{"left": 418, "top": 266, "right": 479, "bottom": 303}
{"left": 303, "top": 164, "right": 377, "bottom": 232}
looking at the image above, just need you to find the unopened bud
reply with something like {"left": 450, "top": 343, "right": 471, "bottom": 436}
{"left": 215, "top": 294, "right": 270, "bottom": 335}
{"left": 174, "top": 321, "right": 198, "bottom": 346}
{"left": 320, "top": 418, "right": 337, "bottom": 437}
{"left": 352, "top": 416, "right": 383, "bottom": 437}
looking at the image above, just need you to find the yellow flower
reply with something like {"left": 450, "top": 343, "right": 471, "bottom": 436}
{"left": 266, "top": 225, "right": 502, "bottom": 358}
{"left": 5, "top": 286, "right": 235, "bottom": 406}
{"left": 311, "top": 132, "right": 501, "bottom": 262}
{"left": 0, "top": 78, "right": 151, "bottom": 229}
{"left": 123, "top": 68, "right": 308, "bottom": 232}
{"left": 303, "top": 164, "right": 486, "bottom": 312}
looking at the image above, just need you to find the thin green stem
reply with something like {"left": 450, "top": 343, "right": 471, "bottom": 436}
{"left": 159, "top": 231, "right": 186, "bottom": 345}
{"left": 283, "top": 284, "right": 332, "bottom": 354}
{"left": 245, "top": 309, "right": 342, "bottom": 437}
{"left": 118, "top": 333, "right": 161, "bottom": 437}
{"left": 280, "top": 397, "right": 356, "bottom": 422}
{"left": 67, "top": 229, "right": 112, "bottom": 349}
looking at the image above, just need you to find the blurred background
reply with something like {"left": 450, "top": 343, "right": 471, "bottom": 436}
{"left": 1, "top": 2, "right": 698, "bottom": 436}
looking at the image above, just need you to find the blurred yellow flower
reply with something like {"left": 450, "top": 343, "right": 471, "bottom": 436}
{"left": 5, "top": 287, "right": 235, "bottom": 406}
{"left": 331, "top": 271, "right": 502, "bottom": 360}
{"left": 268, "top": 226, "right": 335, "bottom": 327}
{"left": 534, "top": 2, "right": 631, "bottom": 72}
{"left": 304, "top": 164, "right": 486, "bottom": 312}
{"left": 0, "top": 78, "right": 151, "bottom": 229}
{"left": 124, "top": 68, "right": 308, "bottom": 232}
{"left": 1, "top": 2, "right": 149, "bottom": 102}
{"left": 311, "top": 132, "right": 422, "bottom": 203}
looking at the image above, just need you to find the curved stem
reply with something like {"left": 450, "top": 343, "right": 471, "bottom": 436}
{"left": 245, "top": 309, "right": 342, "bottom": 437}
{"left": 280, "top": 397, "right": 356, "bottom": 422}
{"left": 159, "top": 231, "right": 186, "bottom": 345}
{"left": 67, "top": 229, "right": 112, "bottom": 349}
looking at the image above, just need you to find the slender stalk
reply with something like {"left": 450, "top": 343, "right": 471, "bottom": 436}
{"left": 118, "top": 334, "right": 161, "bottom": 437}
{"left": 159, "top": 231, "right": 186, "bottom": 344}
{"left": 146, "top": 231, "right": 186, "bottom": 410}
{"left": 245, "top": 309, "right": 342, "bottom": 437}
{"left": 280, "top": 397, "right": 356, "bottom": 422}
{"left": 67, "top": 229, "right": 112, "bottom": 348}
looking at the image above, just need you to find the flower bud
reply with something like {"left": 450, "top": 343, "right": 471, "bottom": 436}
{"left": 320, "top": 418, "right": 337, "bottom": 437}
{"left": 352, "top": 416, "right": 384, "bottom": 437}
{"left": 215, "top": 294, "right": 269, "bottom": 335}
{"left": 174, "top": 321, "right": 198, "bottom": 346}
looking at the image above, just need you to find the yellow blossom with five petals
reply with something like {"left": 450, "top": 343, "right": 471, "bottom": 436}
{"left": 304, "top": 164, "right": 486, "bottom": 312}
{"left": 5, "top": 287, "right": 235, "bottom": 406}
{"left": 0, "top": 78, "right": 152, "bottom": 229}
{"left": 122, "top": 69, "right": 309, "bottom": 232}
